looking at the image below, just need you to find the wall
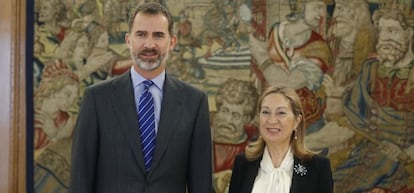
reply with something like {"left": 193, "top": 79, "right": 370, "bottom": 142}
{"left": 0, "top": 0, "right": 27, "bottom": 192}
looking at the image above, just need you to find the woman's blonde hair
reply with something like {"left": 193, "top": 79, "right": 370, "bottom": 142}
{"left": 245, "top": 85, "right": 314, "bottom": 161}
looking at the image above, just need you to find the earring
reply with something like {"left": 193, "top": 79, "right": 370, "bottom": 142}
{"left": 294, "top": 129, "right": 297, "bottom": 140}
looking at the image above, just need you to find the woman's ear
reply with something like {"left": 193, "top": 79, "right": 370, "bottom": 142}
{"left": 294, "top": 114, "right": 302, "bottom": 129}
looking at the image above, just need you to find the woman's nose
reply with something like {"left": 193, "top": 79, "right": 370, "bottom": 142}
{"left": 267, "top": 114, "right": 279, "bottom": 124}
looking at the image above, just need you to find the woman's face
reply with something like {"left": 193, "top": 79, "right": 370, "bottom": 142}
{"left": 259, "top": 93, "right": 300, "bottom": 146}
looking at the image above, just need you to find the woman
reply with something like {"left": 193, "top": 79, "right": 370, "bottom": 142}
{"left": 229, "top": 86, "right": 333, "bottom": 193}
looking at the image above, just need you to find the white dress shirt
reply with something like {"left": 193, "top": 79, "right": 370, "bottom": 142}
{"left": 251, "top": 146, "right": 293, "bottom": 193}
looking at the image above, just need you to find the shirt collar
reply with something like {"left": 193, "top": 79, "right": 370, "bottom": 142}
{"left": 130, "top": 66, "right": 165, "bottom": 91}
{"left": 260, "top": 145, "right": 294, "bottom": 173}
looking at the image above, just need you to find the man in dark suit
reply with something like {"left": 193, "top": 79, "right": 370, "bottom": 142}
{"left": 69, "top": 2, "right": 212, "bottom": 193}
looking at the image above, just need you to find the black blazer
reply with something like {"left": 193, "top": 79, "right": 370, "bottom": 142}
{"left": 69, "top": 71, "right": 212, "bottom": 193}
{"left": 229, "top": 153, "right": 333, "bottom": 193}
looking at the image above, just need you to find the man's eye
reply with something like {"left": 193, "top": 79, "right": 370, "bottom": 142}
{"left": 154, "top": 33, "right": 165, "bottom": 39}
{"left": 232, "top": 113, "right": 241, "bottom": 120}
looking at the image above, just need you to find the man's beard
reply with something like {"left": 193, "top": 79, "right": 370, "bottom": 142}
{"left": 131, "top": 48, "right": 168, "bottom": 71}
{"left": 376, "top": 39, "right": 408, "bottom": 67}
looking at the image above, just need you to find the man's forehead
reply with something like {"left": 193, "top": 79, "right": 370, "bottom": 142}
{"left": 379, "top": 17, "right": 402, "bottom": 27}
{"left": 132, "top": 14, "right": 169, "bottom": 32}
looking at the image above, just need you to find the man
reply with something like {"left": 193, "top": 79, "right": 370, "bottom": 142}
{"left": 250, "top": 0, "right": 332, "bottom": 133}
{"left": 69, "top": 3, "right": 212, "bottom": 193}
{"left": 328, "top": 0, "right": 375, "bottom": 88}
{"left": 323, "top": 0, "right": 376, "bottom": 122}
{"left": 306, "top": 0, "right": 376, "bottom": 155}
{"left": 212, "top": 78, "right": 258, "bottom": 193}
{"left": 333, "top": 4, "right": 414, "bottom": 192}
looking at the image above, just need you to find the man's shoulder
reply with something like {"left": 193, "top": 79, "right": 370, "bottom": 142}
{"left": 166, "top": 74, "right": 206, "bottom": 95}
{"left": 86, "top": 71, "right": 130, "bottom": 92}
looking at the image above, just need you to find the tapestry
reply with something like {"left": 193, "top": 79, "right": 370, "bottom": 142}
{"left": 32, "top": 0, "right": 414, "bottom": 192}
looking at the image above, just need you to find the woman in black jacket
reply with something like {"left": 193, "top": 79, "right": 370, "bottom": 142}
{"left": 229, "top": 86, "right": 333, "bottom": 193}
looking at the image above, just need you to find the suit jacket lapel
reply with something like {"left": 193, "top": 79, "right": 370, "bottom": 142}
{"left": 111, "top": 71, "right": 147, "bottom": 172}
{"left": 150, "top": 74, "right": 183, "bottom": 174}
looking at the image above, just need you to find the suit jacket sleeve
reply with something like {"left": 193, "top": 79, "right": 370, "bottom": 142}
{"left": 317, "top": 156, "right": 334, "bottom": 193}
{"left": 69, "top": 87, "right": 99, "bottom": 193}
{"left": 229, "top": 154, "right": 243, "bottom": 193}
{"left": 187, "top": 91, "right": 213, "bottom": 193}
{"left": 228, "top": 153, "right": 258, "bottom": 193}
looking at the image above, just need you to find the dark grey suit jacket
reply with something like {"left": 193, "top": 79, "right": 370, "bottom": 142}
{"left": 69, "top": 71, "right": 212, "bottom": 193}
{"left": 229, "top": 153, "right": 333, "bottom": 193}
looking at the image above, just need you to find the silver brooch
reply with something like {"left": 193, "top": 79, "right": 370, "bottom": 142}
{"left": 294, "top": 163, "right": 307, "bottom": 176}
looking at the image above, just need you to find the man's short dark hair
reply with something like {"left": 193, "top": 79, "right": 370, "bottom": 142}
{"left": 128, "top": 2, "right": 174, "bottom": 35}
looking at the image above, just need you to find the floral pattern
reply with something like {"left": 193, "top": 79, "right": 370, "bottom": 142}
{"left": 294, "top": 163, "right": 307, "bottom": 176}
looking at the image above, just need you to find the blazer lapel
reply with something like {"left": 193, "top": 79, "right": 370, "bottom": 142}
{"left": 149, "top": 74, "right": 183, "bottom": 174}
{"left": 243, "top": 158, "right": 261, "bottom": 193}
{"left": 290, "top": 157, "right": 306, "bottom": 193}
{"left": 111, "top": 71, "right": 147, "bottom": 172}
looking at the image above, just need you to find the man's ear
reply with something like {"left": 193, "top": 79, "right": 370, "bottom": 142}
{"left": 125, "top": 33, "right": 131, "bottom": 48}
{"left": 169, "top": 35, "right": 177, "bottom": 50}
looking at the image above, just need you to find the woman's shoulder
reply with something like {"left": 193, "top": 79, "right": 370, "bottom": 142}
{"left": 233, "top": 153, "right": 259, "bottom": 166}
{"left": 307, "top": 154, "right": 332, "bottom": 172}
{"left": 296, "top": 154, "right": 331, "bottom": 167}
{"left": 234, "top": 153, "right": 248, "bottom": 164}
{"left": 311, "top": 154, "right": 330, "bottom": 162}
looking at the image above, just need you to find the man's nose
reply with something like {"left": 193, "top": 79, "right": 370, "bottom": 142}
{"left": 223, "top": 113, "right": 233, "bottom": 122}
{"left": 144, "top": 37, "right": 156, "bottom": 48}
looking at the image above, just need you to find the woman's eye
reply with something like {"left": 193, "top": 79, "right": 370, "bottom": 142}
{"left": 276, "top": 111, "right": 286, "bottom": 116}
{"left": 261, "top": 110, "right": 270, "bottom": 115}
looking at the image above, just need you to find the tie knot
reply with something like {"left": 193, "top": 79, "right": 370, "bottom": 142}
{"left": 142, "top": 80, "right": 154, "bottom": 89}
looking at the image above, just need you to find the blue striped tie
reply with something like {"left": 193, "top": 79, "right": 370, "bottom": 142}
{"left": 138, "top": 80, "right": 156, "bottom": 172}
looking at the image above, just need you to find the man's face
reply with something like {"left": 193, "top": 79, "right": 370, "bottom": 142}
{"left": 38, "top": 1, "right": 58, "bottom": 23}
{"left": 376, "top": 17, "right": 410, "bottom": 66}
{"left": 332, "top": 2, "right": 356, "bottom": 38}
{"left": 213, "top": 100, "right": 249, "bottom": 141}
{"left": 304, "top": 1, "right": 327, "bottom": 28}
{"left": 125, "top": 13, "right": 176, "bottom": 73}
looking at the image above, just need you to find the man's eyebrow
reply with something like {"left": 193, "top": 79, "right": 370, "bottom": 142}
{"left": 135, "top": 30, "right": 146, "bottom": 34}
{"left": 153, "top": 31, "right": 166, "bottom": 36}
